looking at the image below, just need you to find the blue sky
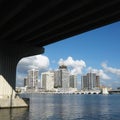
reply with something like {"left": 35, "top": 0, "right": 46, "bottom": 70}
{"left": 44, "top": 21, "right": 120, "bottom": 68}
{"left": 17, "top": 21, "right": 120, "bottom": 89}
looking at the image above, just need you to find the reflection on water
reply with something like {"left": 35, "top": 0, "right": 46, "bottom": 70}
{"left": 0, "top": 108, "right": 29, "bottom": 120}
{"left": 0, "top": 94, "right": 120, "bottom": 120}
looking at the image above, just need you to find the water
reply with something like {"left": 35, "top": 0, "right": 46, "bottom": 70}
{"left": 0, "top": 94, "right": 120, "bottom": 120}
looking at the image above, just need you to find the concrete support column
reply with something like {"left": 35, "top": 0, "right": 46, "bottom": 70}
{"left": 0, "top": 55, "right": 19, "bottom": 89}
{"left": 0, "top": 44, "right": 44, "bottom": 89}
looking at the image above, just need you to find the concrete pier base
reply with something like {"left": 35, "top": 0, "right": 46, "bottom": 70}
{"left": 0, "top": 75, "right": 29, "bottom": 108}
{"left": 102, "top": 87, "right": 109, "bottom": 95}
{"left": 0, "top": 97, "right": 29, "bottom": 108}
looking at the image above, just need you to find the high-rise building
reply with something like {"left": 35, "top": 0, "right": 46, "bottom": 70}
{"left": 69, "top": 75, "right": 77, "bottom": 88}
{"left": 59, "top": 65, "right": 70, "bottom": 88}
{"left": 40, "top": 64, "right": 78, "bottom": 92}
{"left": 54, "top": 70, "right": 62, "bottom": 88}
{"left": 27, "top": 69, "right": 39, "bottom": 88}
{"left": 54, "top": 65, "right": 70, "bottom": 88}
{"left": 24, "top": 77, "right": 28, "bottom": 87}
{"left": 81, "top": 75, "right": 88, "bottom": 90}
{"left": 41, "top": 71, "right": 54, "bottom": 91}
{"left": 95, "top": 76, "right": 100, "bottom": 88}
{"left": 81, "top": 72, "right": 100, "bottom": 90}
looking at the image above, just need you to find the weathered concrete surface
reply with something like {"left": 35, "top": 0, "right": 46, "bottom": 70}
{"left": 0, "top": 97, "right": 29, "bottom": 108}
{"left": 0, "top": 75, "right": 29, "bottom": 108}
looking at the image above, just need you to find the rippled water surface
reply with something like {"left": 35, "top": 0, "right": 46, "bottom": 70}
{"left": 0, "top": 94, "right": 120, "bottom": 120}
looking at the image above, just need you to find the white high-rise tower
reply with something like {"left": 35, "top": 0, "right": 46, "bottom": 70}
{"left": 41, "top": 71, "right": 54, "bottom": 91}
{"left": 27, "top": 69, "right": 39, "bottom": 88}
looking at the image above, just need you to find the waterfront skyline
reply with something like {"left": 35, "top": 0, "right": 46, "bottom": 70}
{"left": 17, "top": 21, "right": 120, "bottom": 89}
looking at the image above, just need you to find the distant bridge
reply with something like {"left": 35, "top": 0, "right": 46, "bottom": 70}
{"left": 0, "top": 0, "right": 120, "bottom": 89}
{"left": 109, "top": 90, "right": 120, "bottom": 94}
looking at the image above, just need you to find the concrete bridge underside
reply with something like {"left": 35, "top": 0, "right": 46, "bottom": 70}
{"left": 0, "top": 0, "right": 120, "bottom": 89}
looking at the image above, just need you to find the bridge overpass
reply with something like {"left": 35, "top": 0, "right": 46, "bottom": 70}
{"left": 0, "top": 0, "right": 120, "bottom": 89}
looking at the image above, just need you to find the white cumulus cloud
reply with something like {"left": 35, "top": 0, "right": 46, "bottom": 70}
{"left": 17, "top": 55, "right": 50, "bottom": 74}
{"left": 58, "top": 56, "right": 86, "bottom": 75}
{"left": 16, "top": 55, "right": 50, "bottom": 86}
{"left": 102, "top": 63, "right": 120, "bottom": 76}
